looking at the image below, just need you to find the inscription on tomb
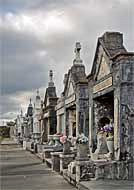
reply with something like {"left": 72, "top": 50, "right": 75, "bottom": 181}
{"left": 93, "top": 77, "right": 113, "bottom": 93}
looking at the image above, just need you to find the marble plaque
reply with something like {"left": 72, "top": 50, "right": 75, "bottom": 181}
{"left": 93, "top": 77, "right": 112, "bottom": 93}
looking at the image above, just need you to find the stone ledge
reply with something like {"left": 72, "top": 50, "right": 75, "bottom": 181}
{"left": 59, "top": 153, "right": 75, "bottom": 158}
{"left": 78, "top": 180, "right": 134, "bottom": 190}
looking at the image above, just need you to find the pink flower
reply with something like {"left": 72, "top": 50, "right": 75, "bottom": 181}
{"left": 60, "top": 135, "right": 67, "bottom": 144}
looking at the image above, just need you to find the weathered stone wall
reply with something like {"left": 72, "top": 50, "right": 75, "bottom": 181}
{"left": 119, "top": 56, "right": 134, "bottom": 162}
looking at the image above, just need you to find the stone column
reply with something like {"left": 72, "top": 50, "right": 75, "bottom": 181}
{"left": 114, "top": 97, "right": 120, "bottom": 160}
{"left": 69, "top": 111, "right": 73, "bottom": 136}
{"left": 64, "top": 108, "right": 69, "bottom": 136}
{"left": 89, "top": 106, "right": 93, "bottom": 153}
{"left": 76, "top": 109, "right": 79, "bottom": 136}
{"left": 57, "top": 115, "right": 60, "bottom": 133}
{"left": 48, "top": 118, "right": 50, "bottom": 136}
{"left": 43, "top": 119, "right": 48, "bottom": 142}
{"left": 76, "top": 83, "right": 89, "bottom": 137}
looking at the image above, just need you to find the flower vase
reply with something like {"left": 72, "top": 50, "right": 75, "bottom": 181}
{"left": 95, "top": 131, "right": 108, "bottom": 154}
{"left": 63, "top": 140, "right": 71, "bottom": 154}
{"left": 53, "top": 135, "right": 62, "bottom": 146}
{"left": 48, "top": 135, "right": 54, "bottom": 146}
{"left": 106, "top": 133, "right": 114, "bottom": 154}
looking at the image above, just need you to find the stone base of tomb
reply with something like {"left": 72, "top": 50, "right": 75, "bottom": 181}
{"left": 63, "top": 169, "right": 76, "bottom": 186}
{"left": 59, "top": 153, "right": 75, "bottom": 174}
{"left": 25, "top": 141, "right": 32, "bottom": 150}
{"left": 44, "top": 148, "right": 54, "bottom": 158}
{"left": 51, "top": 152, "right": 62, "bottom": 172}
{"left": 63, "top": 158, "right": 133, "bottom": 188}
{"left": 93, "top": 160, "right": 134, "bottom": 180}
{"left": 77, "top": 179, "right": 134, "bottom": 190}
{"left": 75, "top": 159, "right": 94, "bottom": 183}
{"left": 66, "top": 159, "right": 133, "bottom": 186}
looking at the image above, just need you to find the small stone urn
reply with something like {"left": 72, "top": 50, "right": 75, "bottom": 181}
{"left": 95, "top": 131, "right": 108, "bottom": 154}
{"left": 77, "top": 143, "right": 88, "bottom": 158}
{"left": 76, "top": 133, "right": 89, "bottom": 159}
{"left": 63, "top": 140, "right": 71, "bottom": 154}
{"left": 53, "top": 135, "right": 62, "bottom": 147}
{"left": 48, "top": 135, "right": 55, "bottom": 146}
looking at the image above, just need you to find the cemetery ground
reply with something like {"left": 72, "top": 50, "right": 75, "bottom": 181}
{"left": 0, "top": 138, "right": 133, "bottom": 190}
{"left": 0, "top": 138, "right": 76, "bottom": 190}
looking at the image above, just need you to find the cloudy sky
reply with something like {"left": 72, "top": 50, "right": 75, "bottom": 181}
{"left": 0, "top": 0, "right": 134, "bottom": 121}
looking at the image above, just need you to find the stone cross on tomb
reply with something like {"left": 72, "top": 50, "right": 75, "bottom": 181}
{"left": 48, "top": 70, "right": 54, "bottom": 87}
{"left": 49, "top": 70, "right": 53, "bottom": 82}
{"left": 73, "top": 42, "right": 82, "bottom": 64}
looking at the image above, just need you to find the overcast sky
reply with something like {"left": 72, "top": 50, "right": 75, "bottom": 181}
{"left": 0, "top": 0, "right": 134, "bottom": 121}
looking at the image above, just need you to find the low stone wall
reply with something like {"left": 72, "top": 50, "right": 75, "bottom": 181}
{"left": 60, "top": 153, "right": 75, "bottom": 174}
{"left": 94, "top": 160, "right": 134, "bottom": 180}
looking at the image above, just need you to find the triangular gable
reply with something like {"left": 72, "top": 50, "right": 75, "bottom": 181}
{"left": 67, "top": 81, "right": 74, "bottom": 97}
{"left": 91, "top": 39, "right": 111, "bottom": 81}
{"left": 64, "top": 72, "right": 75, "bottom": 97}
{"left": 44, "top": 86, "right": 57, "bottom": 107}
{"left": 44, "top": 89, "right": 48, "bottom": 107}
{"left": 97, "top": 56, "right": 110, "bottom": 80}
{"left": 46, "top": 97, "right": 49, "bottom": 106}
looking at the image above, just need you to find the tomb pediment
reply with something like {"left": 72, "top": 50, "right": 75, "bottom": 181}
{"left": 90, "top": 39, "right": 112, "bottom": 82}
{"left": 67, "top": 81, "right": 74, "bottom": 97}
{"left": 46, "top": 97, "right": 49, "bottom": 106}
{"left": 64, "top": 72, "right": 75, "bottom": 97}
{"left": 97, "top": 55, "right": 110, "bottom": 80}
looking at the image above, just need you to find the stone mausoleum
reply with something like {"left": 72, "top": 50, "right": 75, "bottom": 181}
{"left": 41, "top": 70, "right": 58, "bottom": 142}
{"left": 87, "top": 32, "right": 134, "bottom": 180}
{"left": 56, "top": 42, "right": 89, "bottom": 138}
{"left": 14, "top": 31, "right": 134, "bottom": 184}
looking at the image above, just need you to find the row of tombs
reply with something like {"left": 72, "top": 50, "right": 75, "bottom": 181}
{"left": 15, "top": 31, "right": 134, "bottom": 184}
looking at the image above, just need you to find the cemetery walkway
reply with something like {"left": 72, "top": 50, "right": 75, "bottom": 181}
{"left": 0, "top": 139, "right": 76, "bottom": 190}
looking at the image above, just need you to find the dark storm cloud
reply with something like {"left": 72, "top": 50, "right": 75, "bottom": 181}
{"left": 0, "top": 0, "right": 78, "bottom": 13}
{"left": 0, "top": 0, "right": 134, "bottom": 120}
{"left": 0, "top": 27, "right": 49, "bottom": 95}
{"left": 0, "top": 0, "right": 35, "bottom": 13}
{"left": 1, "top": 28, "right": 45, "bottom": 56}
{"left": 0, "top": 95, "right": 19, "bottom": 119}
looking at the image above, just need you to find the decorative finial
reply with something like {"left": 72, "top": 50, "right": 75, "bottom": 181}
{"left": 48, "top": 70, "right": 54, "bottom": 87}
{"left": 37, "top": 89, "right": 39, "bottom": 95}
{"left": 49, "top": 70, "right": 53, "bottom": 82}
{"left": 75, "top": 42, "right": 81, "bottom": 59}
{"left": 20, "top": 109, "right": 23, "bottom": 116}
{"left": 36, "top": 89, "right": 40, "bottom": 100}
{"left": 73, "top": 42, "right": 83, "bottom": 64}
{"left": 30, "top": 98, "right": 32, "bottom": 104}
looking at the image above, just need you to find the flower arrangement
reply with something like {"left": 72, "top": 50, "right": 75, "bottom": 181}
{"left": 60, "top": 135, "right": 67, "bottom": 144}
{"left": 103, "top": 124, "right": 113, "bottom": 134}
{"left": 98, "top": 123, "right": 114, "bottom": 141}
{"left": 98, "top": 124, "right": 113, "bottom": 134}
{"left": 76, "top": 133, "right": 88, "bottom": 144}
